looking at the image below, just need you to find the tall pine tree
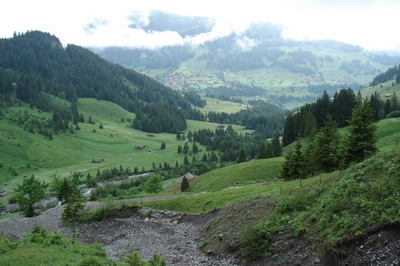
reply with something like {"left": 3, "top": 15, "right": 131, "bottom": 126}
{"left": 236, "top": 147, "right": 247, "bottom": 164}
{"left": 313, "top": 115, "right": 341, "bottom": 173}
{"left": 344, "top": 98, "right": 378, "bottom": 163}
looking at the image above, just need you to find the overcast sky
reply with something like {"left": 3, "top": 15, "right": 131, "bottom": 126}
{"left": 1, "top": 0, "right": 400, "bottom": 51}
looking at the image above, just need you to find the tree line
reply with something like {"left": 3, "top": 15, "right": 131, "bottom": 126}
{"left": 281, "top": 97, "right": 378, "bottom": 181}
{"left": 370, "top": 65, "right": 400, "bottom": 86}
{"left": 177, "top": 125, "right": 282, "bottom": 163}
{"left": 282, "top": 87, "right": 400, "bottom": 147}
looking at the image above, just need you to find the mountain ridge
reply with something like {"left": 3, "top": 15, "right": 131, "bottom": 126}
{"left": 91, "top": 11, "right": 400, "bottom": 108}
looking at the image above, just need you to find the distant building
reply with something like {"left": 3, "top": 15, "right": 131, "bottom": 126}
{"left": 93, "top": 158, "right": 104, "bottom": 163}
{"left": 136, "top": 145, "right": 146, "bottom": 149}
{"left": 178, "top": 172, "right": 196, "bottom": 183}
{"left": 147, "top": 133, "right": 154, "bottom": 137}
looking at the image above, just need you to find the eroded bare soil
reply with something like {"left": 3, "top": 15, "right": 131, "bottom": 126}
{"left": 1, "top": 200, "right": 400, "bottom": 266}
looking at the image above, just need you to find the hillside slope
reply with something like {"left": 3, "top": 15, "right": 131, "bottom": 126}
{"left": 0, "top": 30, "right": 194, "bottom": 133}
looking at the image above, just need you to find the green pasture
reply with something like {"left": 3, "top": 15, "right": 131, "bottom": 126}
{"left": 186, "top": 119, "right": 252, "bottom": 134}
{"left": 143, "top": 171, "right": 334, "bottom": 213}
{"left": 0, "top": 99, "right": 205, "bottom": 203}
{"left": 1, "top": 89, "right": 400, "bottom": 214}
{"left": 375, "top": 118, "right": 400, "bottom": 152}
{"left": 191, "top": 157, "right": 283, "bottom": 192}
{"left": 361, "top": 79, "right": 400, "bottom": 98}
{"left": 199, "top": 96, "right": 244, "bottom": 113}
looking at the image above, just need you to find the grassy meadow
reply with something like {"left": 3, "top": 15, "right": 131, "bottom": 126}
{"left": 141, "top": 115, "right": 400, "bottom": 213}
{"left": 1, "top": 85, "right": 400, "bottom": 264}
{"left": 0, "top": 96, "right": 253, "bottom": 206}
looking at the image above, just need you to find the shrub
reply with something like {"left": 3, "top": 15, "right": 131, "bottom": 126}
{"left": 78, "top": 256, "right": 104, "bottom": 266}
{"left": 0, "top": 235, "right": 19, "bottom": 254}
{"left": 240, "top": 223, "right": 271, "bottom": 259}
{"left": 8, "top": 195, "right": 17, "bottom": 204}
{"left": 386, "top": 110, "right": 400, "bottom": 118}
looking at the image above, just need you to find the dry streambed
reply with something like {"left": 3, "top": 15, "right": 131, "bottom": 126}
{"left": 0, "top": 203, "right": 237, "bottom": 265}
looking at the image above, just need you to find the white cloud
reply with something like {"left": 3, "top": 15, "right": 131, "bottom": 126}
{"left": 185, "top": 22, "right": 236, "bottom": 47}
{"left": 1, "top": 0, "right": 400, "bottom": 51}
{"left": 236, "top": 36, "right": 255, "bottom": 49}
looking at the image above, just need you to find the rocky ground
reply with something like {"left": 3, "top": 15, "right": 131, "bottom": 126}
{"left": 1, "top": 200, "right": 400, "bottom": 265}
{"left": 0, "top": 202, "right": 238, "bottom": 265}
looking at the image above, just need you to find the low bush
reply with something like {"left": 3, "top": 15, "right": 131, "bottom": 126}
{"left": 79, "top": 203, "right": 140, "bottom": 223}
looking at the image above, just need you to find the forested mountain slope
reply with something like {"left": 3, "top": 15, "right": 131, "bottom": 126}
{"left": 0, "top": 31, "right": 199, "bottom": 133}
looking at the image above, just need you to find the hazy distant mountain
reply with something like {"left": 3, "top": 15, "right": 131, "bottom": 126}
{"left": 91, "top": 11, "right": 400, "bottom": 108}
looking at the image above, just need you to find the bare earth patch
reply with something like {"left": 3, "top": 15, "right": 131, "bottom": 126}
{"left": 1, "top": 200, "right": 400, "bottom": 265}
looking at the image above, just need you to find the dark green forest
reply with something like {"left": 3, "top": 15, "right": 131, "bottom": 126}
{"left": 280, "top": 64, "right": 400, "bottom": 182}
{"left": 0, "top": 31, "right": 192, "bottom": 133}
{"left": 282, "top": 75, "right": 400, "bottom": 148}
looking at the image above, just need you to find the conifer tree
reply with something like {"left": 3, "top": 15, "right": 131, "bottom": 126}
{"left": 257, "top": 141, "right": 268, "bottom": 159}
{"left": 183, "top": 141, "right": 189, "bottom": 154}
{"left": 281, "top": 137, "right": 306, "bottom": 181}
{"left": 280, "top": 149, "right": 294, "bottom": 180}
{"left": 272, "top": 134, "right": 282, "bottom": 157}
{"left": 282, "top": 112, "right": 295, "bottom": 147}
{"left": 391, "top": 92, "right": 398, "bottom": 111}
{"left": 303, "top": 112, "right": 317, "bottom": 137}
{"left": 369, "top": 91, "right": 383, "bottom": 121}
{"left": 331, "top": 88, "right": 356, "bottom": 127}
{"left": 313, "top": 115, "right": 341, "bottom": 173}
{"left": 177, "top": 145, "right": 182, "bottom": 154}
{"left": 192, "top": 142, "right": 199, "bottom": 154}
{"left": 202, "top": 153, "right": 208, "bottom": 162}
{"left": 61, "top": 194, "right": 84, "bottom": 240}
{"left": 181, "top": 177, "right": 189, "bottom": 192}
{"left": 344, "top": 98, "right": 378, "bottom": 163}
{"left": 265, "top": 141, "right": 274, "bottom": 158}
{"left": 314, "top": 90, "right": 331, "bottom": 129}
{"left": 291, "top": 138, "right": 306, "bottom": 180}
{"left": 384, "top": 98, "right": 391, "bottom": 115}
{"left": 187, "top": 130, "right": 193, "bottom": 141}
{"left": 236, "top": 147, "right": 247, "bottom": 164}
{"left": 183, "top": 155, "right": 189, "bottom": 165}
{"left": 209, "top": 151, "right": 218, "bottom": 162}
